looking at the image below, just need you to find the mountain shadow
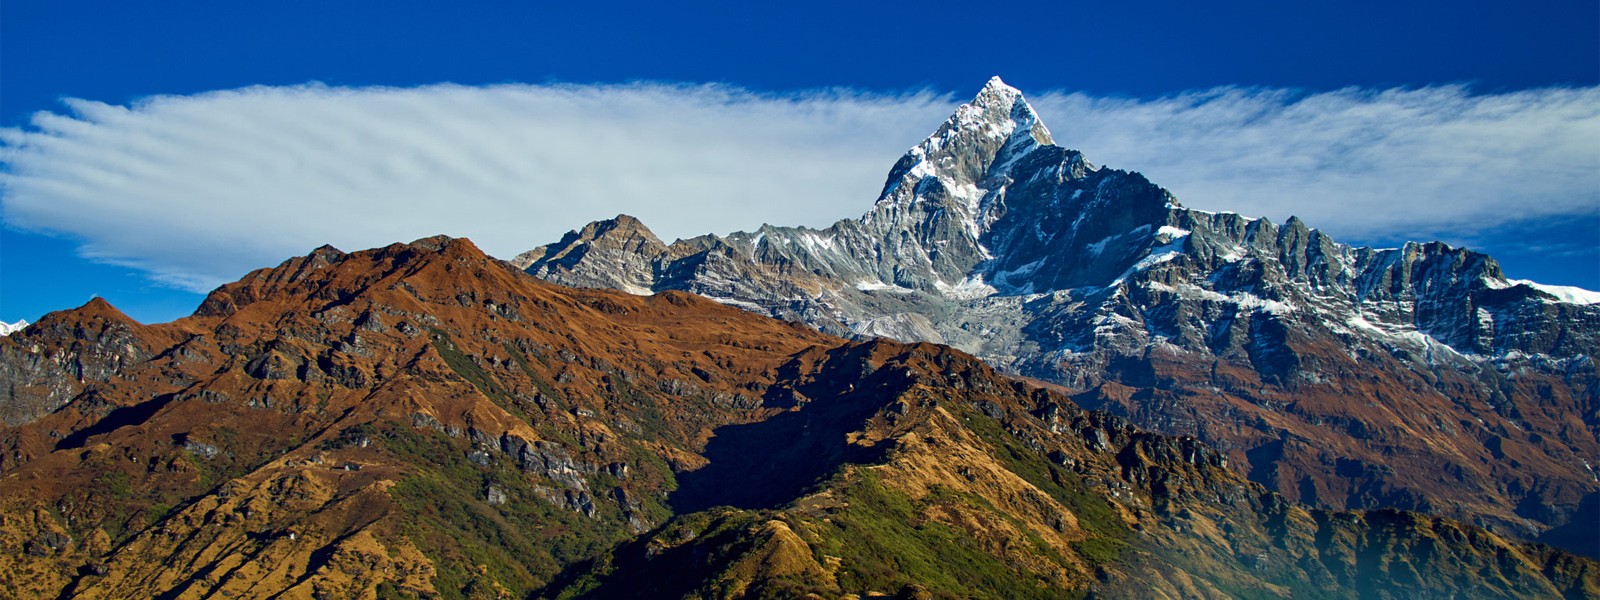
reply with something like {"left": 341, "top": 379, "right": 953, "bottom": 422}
{"left": 1538, "top": 491, "right": 1600, "bottom": 559}
{"left": 667, "top": 342, "right": 899, "bottom": 514}
{"left": 55, "top": 392, "right": 176, "bottom": 451}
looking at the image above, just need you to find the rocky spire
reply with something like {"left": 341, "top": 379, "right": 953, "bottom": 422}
{"left": 878, "top": 76, "right": 1055, "bottom": 198}
{"left": 962, "top": 76, "right": 1054, "bottom": 147}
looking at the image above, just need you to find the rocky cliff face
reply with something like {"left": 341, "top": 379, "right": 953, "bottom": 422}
{"left": 516, "top": 77, "right": 1600, "bottom": 550}
{"left": 0, "top": 298, "right": 156, "bottom": 428}
{"left": 3, "top": 236, "right": 1593, "bottom": 598}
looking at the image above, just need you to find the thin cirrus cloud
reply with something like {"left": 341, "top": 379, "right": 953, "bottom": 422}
{"left": 1030, "top": 86, "right": 1600, "bottom": 250}
{"left": 2, "top": 81, "right": 1597, "bottom": 293}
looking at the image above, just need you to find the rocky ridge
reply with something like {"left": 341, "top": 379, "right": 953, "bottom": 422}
{"left": 516, "top": 77, "right": 1600, "bottom": 549}
{"left": 3, "top": 236, "right": 1594, "bottom": 598}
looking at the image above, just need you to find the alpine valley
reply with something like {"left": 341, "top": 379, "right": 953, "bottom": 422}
{"left": 518, "top": 79, "right": 1600, "bottom": 558}
{"left": 0, "top": 79, "right": 1595, "bottom": 599}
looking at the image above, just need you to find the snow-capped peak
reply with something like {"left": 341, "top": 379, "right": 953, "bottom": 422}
{"left": 909, "top": 77, "right": 1052, "bottom": 157}
{"left": 976, "top": 76, "right": 1024, "bottom": 106}
{"left": 874, "top": 78, "right": 1058, "bottom": 201}
{"left": 0, "top": 319, "right": 28, "bottom": 336}
{"left": 956, "top": 76, "right": 1052, "bottom": 145}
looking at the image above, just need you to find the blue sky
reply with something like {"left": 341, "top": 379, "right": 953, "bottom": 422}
{"left": 2, "top": 0, "right": 1597, "bottom": 325}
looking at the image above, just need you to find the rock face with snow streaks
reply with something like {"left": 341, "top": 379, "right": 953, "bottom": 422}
{"left": 517, "top": 77, "right": 1600, "bottom": 549}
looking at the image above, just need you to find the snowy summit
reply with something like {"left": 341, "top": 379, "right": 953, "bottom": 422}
{"left": 0, "top": 320, "right": 28, "bottom": 337}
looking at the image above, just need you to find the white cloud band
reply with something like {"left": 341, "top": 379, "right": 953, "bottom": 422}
{"left": 3, "top": 81, "right": 1596, "bottom": 292}
{"left": 1031, "top": 85, "right": 1600, "bottom": 245}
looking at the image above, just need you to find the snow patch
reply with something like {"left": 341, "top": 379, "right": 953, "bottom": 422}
{"left": 856, "top": 280, "right": 915, "bottom": 294}
{"left": 707, "top": 296, "right": 765, "bottom": 311}
{"left": 1155, "top": 225, "right": 1191, "bottom": 239}
{"left": 1092, "top": 314, "right": 1140, "bottom": 337}
{"left": 1109, "top": 232, "right": 1188, "bottom": 286}
{"left": 798, "top": 231, "right": 837, "bottom": 253}
{"left": 1345, "top": 313, "right": 1461, "bottom": 358}
{"left": 1145, "top": 282, "right": 1295, "bottom": 315}
{"left": 935, "top": 275, "right": 999, "bottom": 300}
{"left": 994, "top": 258, "right": 1045, "bottom": 292}
{"left": 619, "top": 283, "right": 654, "bottom": 296}
{"left": 1511, "top": 280, "right": 1600, "bottom": 305}
{"left": 1232, "top": 294, "right": 1296, "bottom": 315}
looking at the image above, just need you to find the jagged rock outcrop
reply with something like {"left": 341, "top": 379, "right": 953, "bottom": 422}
{"left": 516, "top": 77, "right": 1600, "bottom": 549}
{"left": 3, "top": 236, "right": 1593, "bottom": 598}
{"left": 0, "top": 298, "right": 155, "bottom": 428}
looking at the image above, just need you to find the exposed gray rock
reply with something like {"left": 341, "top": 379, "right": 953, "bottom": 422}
{"left": 177, "top": 435, "right": 221, "bottom": 459}
{"left": 24, "top": 531, "right": 71, "bottom": 557}
{"left": 485, "top": 483, "right": 508, "bottom": 506}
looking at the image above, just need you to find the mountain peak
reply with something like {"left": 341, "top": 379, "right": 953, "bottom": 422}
{"left": 590, "top": 214, "right": 656, "bottom": 239}
{"left": 22, "top": 295, "right": 141, "bottom": 339}
{"left": 77, "top": 296, "right": 135, "bottom": 323}
{"left": 548, "top": 215, "right": 665, "bottom": 253}
{"left": 977, "top": 76, "right": 1022, "bottom": 103}
{"left": 513, "top": 215, "right": 669, "bottom": 293}
{"left": 878, "top": 78, "right": 1058, "bottom": 196}
{"left": 946, "top": 76, "right": 1053, "bottom": 148}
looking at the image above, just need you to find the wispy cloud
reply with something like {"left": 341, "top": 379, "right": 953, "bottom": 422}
{"left": 1031, "top": 86, "right": 1600, "bottom": 245}
{"left": 1, "top": 83, "right": 953, "bottom": 290}
{"left": 3, "top": 81, "right": 1596, "bottom": 292}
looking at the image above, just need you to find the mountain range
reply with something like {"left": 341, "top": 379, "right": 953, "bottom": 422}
{"left": 2, "top": 235, "right": 1595, "bottom": 598}
{"left": 516, "top": 77, "right": 1600, "bottom": 555}
{"left": 1, "top": 77, "right": 1596, "bottom": 599}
